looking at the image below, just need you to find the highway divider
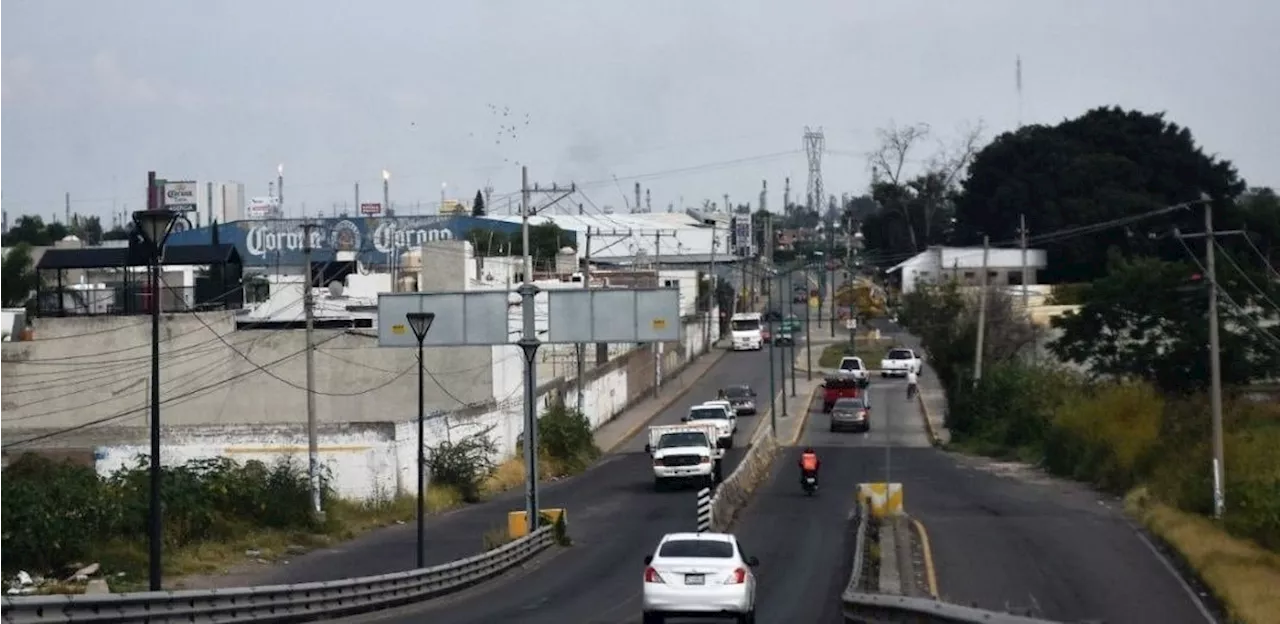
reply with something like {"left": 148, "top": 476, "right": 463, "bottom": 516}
{"left": 840, "top": 501, "right": 1062, "bottom": 624}
{"left": 708, "top": 391, "right": 780, "bottom": 532}
{"left": 0, "top": 526, "right": 557, "bottom": 624}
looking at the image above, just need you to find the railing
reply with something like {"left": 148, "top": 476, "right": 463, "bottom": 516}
{"left": 1, "top": 525, "right": 556, "bottom": 624}
{"left": 840, "top": 503, "right": 1061, "bottom": 624}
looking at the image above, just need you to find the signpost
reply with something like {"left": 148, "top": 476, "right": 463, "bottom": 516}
{"left": 378, "top": 286, "right": 681, "bottom": 537}
{"left": 164, "top": 180, "right": 198, "bottom": 212}
{"left": 361, "top": 202, "right": 383, "bottom": 216}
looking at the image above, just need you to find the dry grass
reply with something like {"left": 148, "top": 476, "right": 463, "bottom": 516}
{"left": 481, "top": 455, "right": 570, "bottom": 497}
{"left": 818, "top": 338, "right": 895, "bottom": 369}
{"left": 1126, "top": 488, "right": 1280, "bottom": 624}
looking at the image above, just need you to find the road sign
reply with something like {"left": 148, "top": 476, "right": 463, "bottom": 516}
{"left": 546, "top": 287, "right": 681, "bottom": 343}
{"left": 377, "top": 287, "right": 682, "bottom": 347}
{"left": 361, "top": 202, "right": 383, "bottom": 216}
{"left": 378, "top": 291, "right": 511, "bottom": 347}
{"left": 164, "top": 180, "right": 198, "bottom": 212}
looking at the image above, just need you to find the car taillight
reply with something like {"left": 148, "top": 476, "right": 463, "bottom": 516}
{"left": 645, "top": 567, "right": 665, "bottom": 583}
{"left": 700, "top": 456, "right": 711, "bottom": 464}
{"left": 724, "top": 567, "right": 747, "bottom": 584}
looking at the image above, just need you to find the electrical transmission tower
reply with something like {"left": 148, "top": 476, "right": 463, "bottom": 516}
{"left": 803, "top": 126, "right": 825, "bottom": 213}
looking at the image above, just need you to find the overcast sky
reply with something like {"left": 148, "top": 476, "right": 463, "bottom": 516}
{"left": 3, "top": 0, "right": 1277, "bottom": 224}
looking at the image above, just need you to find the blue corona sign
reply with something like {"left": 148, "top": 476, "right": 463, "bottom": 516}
{"left": 166, "top": 216, "right": 542, "bottom": 266}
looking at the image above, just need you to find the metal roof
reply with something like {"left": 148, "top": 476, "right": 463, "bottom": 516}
{"left": 35, "top": 244, "right": 243, "bottom": 270}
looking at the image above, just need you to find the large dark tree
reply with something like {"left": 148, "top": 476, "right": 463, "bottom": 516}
{"left": 472, "top": 190, "right": 486, "bottom": 217}
{"left": 953, "top": 106, "right": 1249, "bottom": 283}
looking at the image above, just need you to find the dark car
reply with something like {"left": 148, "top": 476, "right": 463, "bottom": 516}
{"left": 721, "top": 385, "right": 758, "bottom": 415}
{"left": 763, "top": 309, "right": 783, "bottom": 322}
{"left": 830, "top": 396, "right": 871, "bottom": 432}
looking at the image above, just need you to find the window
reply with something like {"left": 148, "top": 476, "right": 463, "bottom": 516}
{"left": 659, "top": 539, "right": 735, "bottom": 558}
{"left": 658, "top": 432, "right": 707, "bottom": 449}
{"left": 839, "top": 358, "right": 863, "bottom": 371}
{"left": 887, "top": 349, "right": 914, "bottom": 360}
{"left": 963, "top": 271, "right": 975, "bottom": 279}
{"left": 834, "top": 398, "right": 866, "bottom": 410}
{"left": 731, "top": 319, "right": 760, "bottom": 331}
{"left": 688, "top": 408, "right": 727, "bottom": 421}
{"left": 725, "top": 387, "right": 751, "bottom": 398}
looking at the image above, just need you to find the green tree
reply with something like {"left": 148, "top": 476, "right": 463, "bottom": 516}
{"left": 2, "top": 215, "right": 67, "bottom": 246}
{"left": 472, "top": 190, "right": 486, "bottom": 217}
{"left": 70, "top": 214, "right": 104, "bottom": 245}
{"left": 1048, "top": 254, "right": 1280, "bottom": 392}
{"left": 102, "top": 226, "right": 131, "bottom": 241}
{"left": 953, "top": 106, "right": 1247, "bottom": 283}
{"left": 1, "top": 243, "right": 40, "bottom": 307}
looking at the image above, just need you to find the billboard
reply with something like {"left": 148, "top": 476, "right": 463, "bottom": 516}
{"left": 165, "top": 215, "right": 539, "bottom": 267}
{"left": 731, "top": 214, "right": 753, "bottom": 257}
{"left": 245, "top": 197, "right": 279, "bottom": 218}
{"left": 360, "top": 202, "right": 383, "bottom": 216}
{"left": 164, "top": 181, "right": 198, "bottom": 212}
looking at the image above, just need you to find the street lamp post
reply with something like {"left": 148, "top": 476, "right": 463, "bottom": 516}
{"left": 133, "top": 207, "right": 178, "bottom": 592}
{"left": 766, "top": 274, "right": 777, "bottom": 439}
{"left": 405, "top": 312, "right": 436, "bottom": 569}
{"left": 803, "top": 259, "right": 814, "bottom": 381}
{"left": 787, "top": 268, "right": 797, "bottom": 397}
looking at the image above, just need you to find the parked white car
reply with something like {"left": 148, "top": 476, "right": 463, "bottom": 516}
{"left": 642, "top": 532, "right": 759, "bottom": 624}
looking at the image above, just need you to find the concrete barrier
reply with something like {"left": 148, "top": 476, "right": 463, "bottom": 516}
{"left": 709, "top": 397, "right": 779, "bottom": 532}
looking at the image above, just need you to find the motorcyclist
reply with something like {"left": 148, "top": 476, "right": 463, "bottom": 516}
{"left": 906, "top": 369, "right": 919, "bottom": 399}
{"left": 799, "top": 447, "right": 821, "bottom": 486}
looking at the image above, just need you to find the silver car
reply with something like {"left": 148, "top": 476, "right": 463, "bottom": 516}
{"left": 830, "top": 396, "right": 871, "bottom": 433}
{"left": 722, "top": 385, "right": 758, "bottom": 415}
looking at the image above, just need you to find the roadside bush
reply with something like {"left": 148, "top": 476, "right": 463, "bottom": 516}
{"left": 537, "top": 401, "right": 599, "bottom": 474}
{"left": 1, "top": 453, "right": 326, "bottom": 578}
{"left": 427, "top": 428, "right": 498, "bottom": 503}
{"left": 947, "top": 363, "right": 1075, "bottom": 456}
{"left": 1043, "top": 381, "right": 1163, "bottom": 492}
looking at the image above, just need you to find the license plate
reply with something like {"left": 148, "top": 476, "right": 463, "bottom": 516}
{"left": 685, "top": 574, "right": 705, "bottom": 585}
{"left": 806, "top": 477, "right": 816, "bottom": 483}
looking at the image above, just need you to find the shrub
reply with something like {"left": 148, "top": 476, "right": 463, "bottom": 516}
{"left": 947, "top": 363, "right": 1075, "bottom": 455}
{"left": 537, "top": 402, "right": 599, "bottom": 474}
{"left": 1043, "top": 381, "right": 1163, "bottom": 492}
{"left": 427, "top": 428, "right": 498, "bottom": 503}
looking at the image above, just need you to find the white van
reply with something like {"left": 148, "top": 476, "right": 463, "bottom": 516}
{"left": 729, "top": 312, "right": 764, "bottom": 351}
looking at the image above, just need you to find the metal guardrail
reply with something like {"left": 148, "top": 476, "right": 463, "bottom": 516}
{"left": 840, "top": 503, "right": 1060, "bottom": 624}
{"left": 2, "top": 526, "right": 556, "bottom": 624}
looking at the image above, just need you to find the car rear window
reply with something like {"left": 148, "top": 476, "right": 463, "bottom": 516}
{"left": 689, "top": 408, "right": 726, "bottom": 421}
{"left": 725, "top": 387, "right": 750, "bottom": 398}
{"left": 659, "top": 539, "right": 734, "bottom": 558}
{"left": 887, "top": 349, "right": 913, "bottom": 359}
{"left": 834, "top": 398, "right": 866, "bottom": 410}
{"left": 839, "top": 359, "right": 863, "bottom": 370}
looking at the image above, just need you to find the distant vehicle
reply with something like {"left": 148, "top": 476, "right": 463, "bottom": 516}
{"left": 830, "top": 396, "right": 871, "bottom": 433}
{"left": 821, "top": 375, "right": 863, "bottom": 412}
{"left": 763, "top": 309, "right": 783, "bottom": 322}
{"left": 880, "top": 347, "right": 923, "bottom": 378}
{"left": 642, "top": 532, "right": 759, "bottom": 624}
{"left": 792, "top": 285, "right": 808, "bottom": 303}
{"left": 645, "top": 424, "right": 722, "bottom": 490}
{"left": 684, "top": 403, "right": 736, "bottom": 448}
{"left": 722, "top": 385, "right": 758, "bottom": 415}
{"left": 699, "top": 400, "right": 738, "bottom": 434}
{"left": 837, "top": 356, "right": 870, "bottom": 385}
{"left": 730, "top": 312, "right": 764, "bottom": 351}
{"left": 772, "top": 323, "right": 795, "bottom": 346}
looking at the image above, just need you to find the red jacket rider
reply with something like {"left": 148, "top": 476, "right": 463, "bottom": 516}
{"left": 799, "top": 447, "right": 820, "bottom": 474}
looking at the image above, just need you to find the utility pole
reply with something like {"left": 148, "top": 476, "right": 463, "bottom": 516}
{"left": 577, "top": 227, "right": 592, "bottom": 416}
{"left": 706, "top": 221, "right": 716, "bottom": 353}
{"left": 634, "top": 182, "right": 642, "bottom": 215}
{"left": 518, "top": 166, "right": 575, "bottom": 532}
{"left": 723, "top": 193, "right": 730, "bottom": 214}
{"left": 1019, "top": 213, "right": 1030, "bottom": 313}
{"left": 1205, "top": 202, "right": 1226, "bottom": 521}
{"left": 65, "top": 191, "right": 71, "bottom": 225}
{"left": 973, "top": 235, "right": 991, "bottom": 385}
{"left": 654, "top": 230, "right": 664, "bottom": 394}
{"left": 828, "top": 203, "right": 836, "bottom": 338}
{"left": 301, "top": 221, "right": 323, "bottom": 518}
{"left": 354, "top": 182, "right": 360, "bottom": 217}
{"left": 646, "top": 189, "right": 652, "bottom": 213}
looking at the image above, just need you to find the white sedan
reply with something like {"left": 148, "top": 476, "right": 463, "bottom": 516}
{"left": 642, "top": 532, "right": 759, "bottom": 623}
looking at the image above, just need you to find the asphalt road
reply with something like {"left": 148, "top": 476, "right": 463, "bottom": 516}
{"left": 728, "top": 320, "right": 1213, "bottom": 624}
{"left": 359, "top": 314, "right": 801, "bottom": 623}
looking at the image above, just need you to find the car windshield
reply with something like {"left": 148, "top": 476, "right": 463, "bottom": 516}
{"left": 658, "top": 539, "right": 734, "bottom": 558}
{"left": 725, "top": 387, "right": 751, "bottom": 399}
{"left": 658, "top": 432, "right": 707, "bottom": 448}
{"left": 887, "top": 349, "right": 913, "bottom": 359}
{"left": 731, "top": 319, "right": 760, "bottom": 331}
{"left": 839, "top": 359, "right": 863, "bottom": 370}
{"left": 688, "top": 408, "right": 727, "bottom": 421}
{"left": 834, "top": 398, "right": 866, "bottom": 410}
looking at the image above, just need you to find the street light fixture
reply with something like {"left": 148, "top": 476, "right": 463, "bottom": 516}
{"left": 405, "top": 311, "right": 436, "bottom": 569}
{"left": 132, "top": 207, "right": 178, "bottom": 592}
{"left": 407, "top": 309, "right": 437, "bottom": 567}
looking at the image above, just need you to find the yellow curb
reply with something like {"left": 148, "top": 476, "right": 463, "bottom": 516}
{"left": 912, "top": 517, "right": 940, "bottom": 599}
{"left": 601, "top": 347, "right": 730, "bottom": 454}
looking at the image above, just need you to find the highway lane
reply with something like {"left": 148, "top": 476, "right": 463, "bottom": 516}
{"left": 252, "top": 345, "right": 774, "bottom": 585}
{"left": 363, "top": 318, "right": 800, "bottom": 623}
{"left": 734, "top": 336, "right": 1212, "bottom": 623}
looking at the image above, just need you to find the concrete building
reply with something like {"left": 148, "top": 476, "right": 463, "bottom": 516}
{"left": 887, "top": 246, "right": 1048, "bottom": 295}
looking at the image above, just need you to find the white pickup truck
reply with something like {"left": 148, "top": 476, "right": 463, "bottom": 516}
{"left": 838, "top": 356, "right": 871, "bottom": 384}
{"left": 684, "top": 403, "right": 737, "bottom": 448}
{"left": 879, "top": 347, "right": 923, "bottom": 378}
{"left": 645, "top": 423, "right": 723, "bottom": 490}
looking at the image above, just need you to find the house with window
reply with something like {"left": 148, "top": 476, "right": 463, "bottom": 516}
{"left": 887, "top": 246, "right": 1048, "bottom": 296}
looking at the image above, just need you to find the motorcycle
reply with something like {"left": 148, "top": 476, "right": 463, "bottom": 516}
{"left": 801, "top": 472, "right": 818, "bottom": 496}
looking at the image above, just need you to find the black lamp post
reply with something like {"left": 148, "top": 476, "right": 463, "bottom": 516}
{"left": 405, "top": 311, "right": 436, "bottom": 569}
{"left": 133, "top": 207, "right": 178, "bottom": 591}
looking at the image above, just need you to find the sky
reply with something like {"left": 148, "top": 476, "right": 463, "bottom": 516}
{"left": 2, "top": 0, "right": 1278, "bottom": 225}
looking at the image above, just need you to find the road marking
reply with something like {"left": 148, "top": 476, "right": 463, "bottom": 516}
{"left": 912, "top": 517, "right": 940, "bottom": 599}
{"left": 1131, "top": 523, "right": 1218, "bottom": 623}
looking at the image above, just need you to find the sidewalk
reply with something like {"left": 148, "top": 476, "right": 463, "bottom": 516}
{"left": 596, "top": 344, "right": 729, "bottom": 453}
